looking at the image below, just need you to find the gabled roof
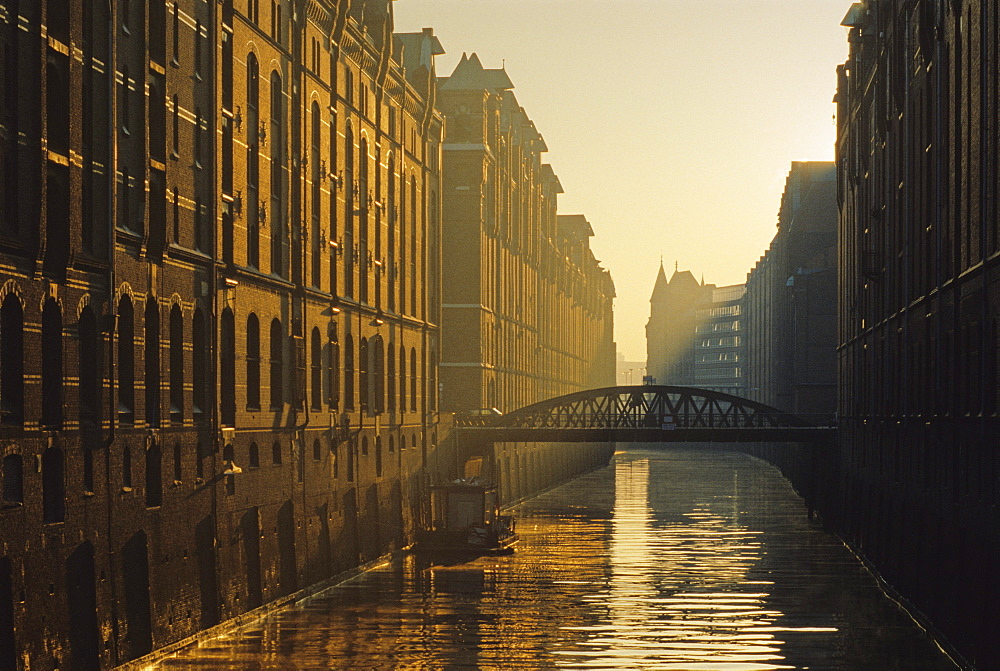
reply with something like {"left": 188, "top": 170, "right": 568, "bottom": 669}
{"left": 440, "top": 52, "right": 514, "bottom": 92}
{"left": 395, "top": 28, "right": 445, "bottom": 80}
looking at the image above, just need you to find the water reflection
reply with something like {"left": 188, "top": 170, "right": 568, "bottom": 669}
{"left": 157, "top": 448, "right": 957, "bottom": 670}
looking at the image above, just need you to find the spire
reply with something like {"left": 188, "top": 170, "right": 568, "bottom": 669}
{"left": 675, "top": 260, "right": 679, "bottom": 272}
{"left": 651, "top": 262, "right": 669, "bottom": 302}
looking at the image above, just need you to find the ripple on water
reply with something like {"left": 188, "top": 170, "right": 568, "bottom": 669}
{"left": 156, "top": 447, "right": 958, "bottom": 671}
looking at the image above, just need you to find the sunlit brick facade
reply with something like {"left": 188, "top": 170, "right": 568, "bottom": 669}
{"left": 0, "top": 1, "right": 443, "bottom": 668}
{"left": 837, "top": 1, "right": 1000, "bottom": 666}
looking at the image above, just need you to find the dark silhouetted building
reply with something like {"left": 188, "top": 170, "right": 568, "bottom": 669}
{"left": 837, "top": 2, "right": 1000, "bottom": 666}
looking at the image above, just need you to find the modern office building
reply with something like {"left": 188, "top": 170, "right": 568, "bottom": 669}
{"left": 646, "top": 263, "right": 744, "bottom": 395}
{"left": 836, "top": 2, "right": 1000, "bottom": 666}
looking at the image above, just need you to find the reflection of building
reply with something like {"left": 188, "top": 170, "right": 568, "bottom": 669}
{"left": 438, "top": 54, "right": 616, "bottom": 414}
{"left": 743, "top": 162, "right": 837, "bottom": 416}
{"left": 646, "top": 264, "right": 744, "bottom": 394}
{"left": 836, "top": 4, "right": 1000, "bottom": 666}
{"left": 0, "top": 1, "right": 443, "bottom": 667}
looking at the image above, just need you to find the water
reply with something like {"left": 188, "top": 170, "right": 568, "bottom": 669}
{"left": 156, "top": 447, "right": 958, "bottom": 670}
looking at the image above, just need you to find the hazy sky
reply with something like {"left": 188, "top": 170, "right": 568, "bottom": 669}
{"left": 393, "top": 0, "right": 851, "bottom": 361}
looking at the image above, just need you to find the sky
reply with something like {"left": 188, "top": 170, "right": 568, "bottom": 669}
{"left": 393, "top": 0, "right": 852, "bottom": 361}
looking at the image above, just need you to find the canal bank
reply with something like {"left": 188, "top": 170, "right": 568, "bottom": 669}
{"left": 153, "top": 447, "right": 959, "bottom": 670}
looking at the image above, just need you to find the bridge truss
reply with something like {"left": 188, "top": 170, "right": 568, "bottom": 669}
{"left": 454, "top": 385, "right": 836, "bottom": 444}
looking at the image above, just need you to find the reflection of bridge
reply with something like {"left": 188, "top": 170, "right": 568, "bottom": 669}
{"left": 455, "top": 386, "right": 837, "bottom": 444}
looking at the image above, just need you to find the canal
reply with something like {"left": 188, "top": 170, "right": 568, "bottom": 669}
{"left": 155, "top": 447, "right": 958, "bottom": 670}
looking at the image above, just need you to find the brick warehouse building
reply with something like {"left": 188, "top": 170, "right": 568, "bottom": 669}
{"left": 837, "top": 1, "right": 1000, "bottom": 666}
{"left": 0, "top": 1, "right": 449, "bottom": 668}
{"left": 437, "top": 54, "right": 617, "bottom": 504}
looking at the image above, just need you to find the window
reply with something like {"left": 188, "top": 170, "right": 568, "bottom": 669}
{"left": 145, "top": 441, "right": 161, "bottom": 508}
{"left": 387, "top": 340, "right": 395, "bottom": 411}
{"left": 410, "top": 347, "right": 417, "bottom": 411}
{"left": 249, "top": 442, "right": 260, "bottom": 468}
{"left": 2, "top": 455, "right": 23, "bottom": 504}
{"left": 270, "top": 318, "right": 283, "bottom": 409}
{"left": 310, "top": 327, "right": 321, "bottom": 410}
{"left": 399, "top": 345, "right": 405, "bottom": 413}
{"left": 121, "top": 66, "right": 130, "bottom": 135}
{"left": 117, "top": 296, "right": 135, "bottom": 423}
{"left": 42, "top": 447, "right": 64, "bottom": 523}
{"left": 312, "top": 439, "right": 321, "bottom": 462}
{"left": 171, "top": 3, "right": 179, "bottom": 63}
{"left": 122, "top": 443, "right": 132, "bottom": 489}
{"left": 172, "top": 95, "right": 179, "bottom": 157}
{"left": 169, "top": 305, "right": 183, "bottom": 422}
{"left": 194, "top": 21, "right": 202, "bottom": 78}
{"left": 359, "top": 337, "right": 368, "bottom": 413}
{"left": 344, "top": 125, "right": 354, "bottom": 297}
{"left": 246, "top": 314, "right": 260, "bottom": 410}
{"left": 358, "top": 137, "right": 369, "bottom": 304}
{"left": 310, "top": 102, "right": 321, "bottom": 288}
{"left": 270, "top": 72, "right": 284, "bottom": 277}
{"left": 327, "top": 325, "right": 339, "bottom": 409}
{"left": 344, "top": 334, "right": 354, "bottom": 409}
{"left": 149, "top": 75, "right": 165, "bottom": 163}
{"left": 372, "top": 336, "right": 384, "bottom": 414}
{"left": 41, "top": 299, "right": 62, "bottom": 428}
{"left": 220, "top": 308, "right": 235, "bottom": 426}
{"left": 78, "top": 306, "right": 100, "bottom": 427}
{"left": 173, "top": 442, "right": 182, "bottom": 482}
{"left": 194, "top": 108, "right": 202, "bottom": 168}
{"left": 46, "top": 0, "right": 69, "bottom": 44}
{"left": 271, "top": 441, "right": 282, "bottom": 465}
{"left": 270, "top": 0, "right": 281, "bottom": 42}
{"left": 145, "top": 297, "right": 160, "bottom": 427}
{"left": 374, "top": 437, "right": 382, "bottom": 478}
{"left": 329, "top": 113, "right": 338, "bottom": 294}
{"left": 46, "top": 59, "right": 70, "bottom": 155}
{"left": 387, "top": 157, "right": 396, "bottom": 313}
{"left": 246, "top": 53, "right": 260, "bottom": 268}
{"left": 192, "top": 308, "right": 206, "bottom": 421}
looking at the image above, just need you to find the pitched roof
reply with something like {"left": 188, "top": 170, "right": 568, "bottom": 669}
{"left": 650, "top": 262, "right": 669, "bottom": 301}
{"left": 440, "top": 52, "right": 514, "bottom": 91}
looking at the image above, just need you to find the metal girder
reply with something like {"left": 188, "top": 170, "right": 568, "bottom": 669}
{"left": 454, "top": 385, "right": 836, "bottom": 443}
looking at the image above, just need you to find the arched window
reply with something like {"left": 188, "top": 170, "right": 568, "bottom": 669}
{"left": 2, "top": 454, "right": 23, "bottom": 504}
{"left": 344, "top": 334, "right": 354, "bottom": 409}
{"left": 117, "top": 295, "right": 135, "bottom": 423}
{"left": 192, "top": 308, "right": 206, "bottom": 421}
{"left": 388, "top": 436, "right": 394, "bottom": 454}
{"left": 429, "top": 347, "right": 437, "bottom": 412}
{"left": 410, "top": 347, "right": 417, "bottom": 411}
{"left": 327, "top": 324, "right": 339, "bottom": 409}
{"left": 269, "top": 318, "right": 284, "bottom": 409}
{"left": 374, "top": 436, "right": 382, "bottom": 478}
{"left": 399, "top": 167, "right": 406, "bottom": 313}
{"left": 220, "top": 308, "right": 235, "bottom": 426}
{"left": 387, "top": 156, "right": 396, "bottom": 312}
{"left": 361, "top": 436, "right": 368, "bottom": 456}
{"left": 144, "top": 297, "right": 160, "bottom": 427}
{"left": 172, "top": 442, "right": 182, "bottom": 482}
{"left": 312, "top": 439, "right": 321, "bottom": 462}
{"left": 344, "top": 125, "right": 354, "bottom": 297}
{"left": 42, "top": 446, "right": 64, "bottom": 523}
{"left": 270, "top": 71, "right": 284, "bottom": 277}
{"left": 249, "top": 442, "right": 260, "bottom": 468}
{"left": 122, "top": 443, "right": 132, "bottom": 489}
{"left": 387, "top": 340, "right": 396, "bottom": 412}
{"left": 372, "top": 336, "right": 384, "bottom": 414}
{"left": 41, "top": 298, "right": 62, "bottom": 427}
{"left": 310, "top": 101, "right": 321, "bottom": 288}
{"left": 359, "top": 337, "right": 369, "bottom": 413}
{"left": 310, "top": 327, "right": 321, "bottom": 410}
{"left": 398, "top": 345, "right": 406, "bottom": 413}
{"left": 169, "top": 305, "right": 183, "bottom": 422}
{"left": 246, "top": 313, "right": 260, "bottom": 410}
{"left": 358, "top": 136, "right": 369, "bottom": 304}
{"left": 246, "top": 52, "right": 260, "bottom": 268}
{"left": 409, "top": 177, "right": 417, "bottom": 315}
{"left": 271, "top": 441, "right": 282, "bottom": 465}
{"left": 145, "top": 441, "right": 162, "bottom": 508}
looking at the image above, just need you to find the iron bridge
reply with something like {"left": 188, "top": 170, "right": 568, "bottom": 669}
{"left": 454, "top": 385, "right": 837, "bottom": 444}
